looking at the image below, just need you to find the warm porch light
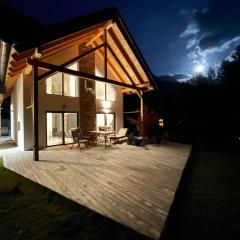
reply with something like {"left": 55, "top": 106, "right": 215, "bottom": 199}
{"left": 102, "top": 100, "right": 111, "bottom": 109}
{"left": 103, "top": 108, "right": 110, "bottom": 113}
{"left": 159, "top": 118, "right": 164, "bottom": 127}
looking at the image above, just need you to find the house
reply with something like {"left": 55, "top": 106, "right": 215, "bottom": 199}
{"left": 0, "top": 7, "right": 156, "bottom": 159}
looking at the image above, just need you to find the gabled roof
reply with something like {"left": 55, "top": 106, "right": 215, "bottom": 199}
{"left": 4, "top": 7, "right": 157, "bottom": 96}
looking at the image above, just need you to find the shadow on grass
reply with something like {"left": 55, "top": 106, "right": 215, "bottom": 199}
{"left": 160, "top": 144, "right": 240, "bottom": 240}
{"left": 0, "top": 159, "right": 150, "bottom": 240}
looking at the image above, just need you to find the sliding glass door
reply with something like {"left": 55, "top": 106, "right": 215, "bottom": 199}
{"left": 64, "top": 113, "right": 78, "bottom": 144}
{"left": 46, "top": 112, "right": 78, "bottom": 146}
{"left": 46, "top": 113, "right": 63, "bottom": 146}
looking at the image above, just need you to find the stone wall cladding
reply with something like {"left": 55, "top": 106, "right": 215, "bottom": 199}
{"left": 79, "top": 45, "right": 96, "bottom": 133}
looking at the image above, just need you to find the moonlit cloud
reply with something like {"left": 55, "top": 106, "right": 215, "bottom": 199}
{"left": 180, "top": 23, "right": 199, "bottom": 38}
{"left": 186, "top": 38, "right": 197, "bottom": 49}
{"left": 179, "top": 0, "right": 240, "bottom": 73}
{"left": 172, "top": 73, "right": 193, "bottom": 82}
{"left": 198, "top": 36, "right": 240, "bottom": 57}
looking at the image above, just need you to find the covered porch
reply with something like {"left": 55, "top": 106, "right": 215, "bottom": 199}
{"left": 3, "top": 142, "right": 191, "bottom": 239}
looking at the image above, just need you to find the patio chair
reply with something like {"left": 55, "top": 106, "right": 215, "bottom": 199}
{"left": 80, "top": 128, "right": 96, "bottom": 144}
{"left": 110, "top": 128, "right": 128, "bottom": 144}
{"left": 71, "top": 129, "right": 89, "bottom": 149}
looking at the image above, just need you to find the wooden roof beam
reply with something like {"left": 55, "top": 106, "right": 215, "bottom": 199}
{"left": 41, "top": 35, "right": 93, "bottom": 57}
{"left": 9, "top": 64, "right": 27, "bottom": 74}
{"left": 39, "top": 43, "right": 104, "bottom": 80}
{"left": 86, "top": 21, "right": 113, "bottom": 46}
{"left": 92, "top": 37, "right": 127, "bottom": 83}
{"left": 28, "top": 59, "right": 146, "bottom": 91}
{"left": 10, "top": 59, "right": 26, "bottom": 68}
{"left": 8, "top": 71, "right": 21, "bottom": 78}
{"left": 121, "top": 88, "right": 138, "bottom": 94}
{"left": 108, "top": 28, "right": 144, "bottom": 84}
{"left": 12, "top": 49, "right": 35, "bottom": 62}
{"left": 107, "top": 43, "right": 136, "bottom": 86}
{"left": 41, "top": 23, "right": 105, "bottom": 51}
{"left": 96, "top": 47, "right": 126, "bottom": 83}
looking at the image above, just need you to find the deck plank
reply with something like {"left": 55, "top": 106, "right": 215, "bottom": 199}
{"left": 3, "top": 142, "right": 191, "bottom": 240}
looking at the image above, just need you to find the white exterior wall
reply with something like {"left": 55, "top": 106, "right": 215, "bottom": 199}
{"left": 11, "top": 44, "right": 124, "bottom": 150}
{"left": 10, "top": 74, "right": 24, "bottom": 150}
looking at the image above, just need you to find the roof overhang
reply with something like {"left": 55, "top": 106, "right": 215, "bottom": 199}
{"left": 3, "top": 8, "right": 157, "bottom": 97}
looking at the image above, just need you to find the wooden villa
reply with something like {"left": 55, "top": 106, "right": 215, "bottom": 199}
{"left": 0, "top": 8, "right": 157, "bottom": 160}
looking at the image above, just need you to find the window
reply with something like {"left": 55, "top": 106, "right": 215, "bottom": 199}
{"left": 46, "top": 63, "right": 79, "bottom": 97}
{"left": 46, "top": 72, "right": 62, "bottom": 95}
{"left": 96, "top": 81, "right": 116, "bottom": 101}
{"left": 64, "top": 63, "right": 79, "bottom": 97}
{"left": 64, "top": 113, "right": 78, "bottom": 143}
{"left": 159, "top": 118, "right": 164, "bottom": 127}
{"left": 46, "top": 112, "right": 63, "bottom": 146}
{"left": 95, "top": 68, "right": 116, "bottom": 101}
{"left": 106, "top": 84, "right": 116, "bottom": 101}
{"left": 96, "top": 113, "right": 115, "bottom": 131}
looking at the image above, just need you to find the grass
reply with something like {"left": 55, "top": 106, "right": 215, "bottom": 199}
{"left": 0, "top": 157, "right": 149, "bottom": 240}
{"left": 161, "top": 144, "right": 240, "bottom": 240}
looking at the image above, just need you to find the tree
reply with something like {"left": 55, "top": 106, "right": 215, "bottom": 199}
{"left": 207, "top": 67, "right": 216, "bottom": 82}
{"left": 217, "top": 45, "right": 240, "bottom": 86}
{"left": 190, "top": 74, "right": 209, "bottom": 85}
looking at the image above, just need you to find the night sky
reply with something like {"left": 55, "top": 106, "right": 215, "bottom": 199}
{"left": 1, "top": 0, "right": 240, "bottom": 80}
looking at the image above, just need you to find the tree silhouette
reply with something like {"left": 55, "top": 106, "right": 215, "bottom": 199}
{"left": 217, "top": 45, "right": 240, "bottom": 86}
{"left": 189, "top": 74, "right": 209, "bottom": 85}
{"left": 207, "top": 67, "right": 216, "bottom": 82}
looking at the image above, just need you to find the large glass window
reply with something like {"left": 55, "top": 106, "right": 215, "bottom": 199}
{"left": 96, "top": 82, "right": 116, "bottom": 101}
{"left": 64, "top": 63, "right": 79, "bottom": 97}
{"left": 46, "top": 72, "right": 62, "bottom": 95}
{"left": 96, "top": 81, "right": 106, "bottom": 100}
{"left": 95, "top": 68, "right": 116, "bottom": 101}
{"left": 106, "top": 84, "right": 116, "bottom": 101}
{"left": 96, "top": 113, "right": 115, "bottom": 131}
{"left": 46, "top": 63, "right": 79, "bottom": 97}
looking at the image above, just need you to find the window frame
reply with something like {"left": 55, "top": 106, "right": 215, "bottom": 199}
{"left": 45, "top": 111, "right": 79, "bottom": 147}
{"left": 96, "top": 112, "right": 116, "bottom": 131}
{"left": 95, "top": 82, "right": 116, "bottom": 102}
{"left": 45, "top": 63, "right": 79, "bottom": 98}
{"left": 95, "top": 68, "right": 116, "bottom": 102}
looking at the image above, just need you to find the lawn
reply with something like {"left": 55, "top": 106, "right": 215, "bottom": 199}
{"left": 161, "top": 144, "right": 240, "bottom": 240}
{"left": 0, "top": 157, "right": 149, "bottom": 240}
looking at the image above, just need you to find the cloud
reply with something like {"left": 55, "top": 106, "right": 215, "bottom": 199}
{"left": 196, "top": 0, "right": 240, "bottom": 50}
{"left": 179, "top": 0, "right": 240, "bottom": 71}
{"left": 180, "top": 23, "right": 199, "bottom": 38}
{"left": 186, "top": 38, "right": 198, "bottom": 49}
{"left": 172, "top": 73, "right": 192, "bottom": 82}
{"left": 198, "top": 36, "right": 240, "bottom": 57}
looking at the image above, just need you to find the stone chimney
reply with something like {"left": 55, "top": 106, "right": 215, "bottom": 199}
{"left": 78, "top": 45, "right": 96, "bottom": 133}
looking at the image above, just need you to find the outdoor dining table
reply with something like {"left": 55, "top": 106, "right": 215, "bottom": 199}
{"left": 89, "top": 130, "right": 115, "bottom": 147}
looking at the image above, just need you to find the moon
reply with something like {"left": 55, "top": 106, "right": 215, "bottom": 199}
{"left": 195, "top": 64, "right": 205, "bottom": 73}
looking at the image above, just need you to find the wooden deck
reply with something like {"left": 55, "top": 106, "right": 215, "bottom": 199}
{"left": 3, "top": 142, "right": 191, "bottom": 239}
